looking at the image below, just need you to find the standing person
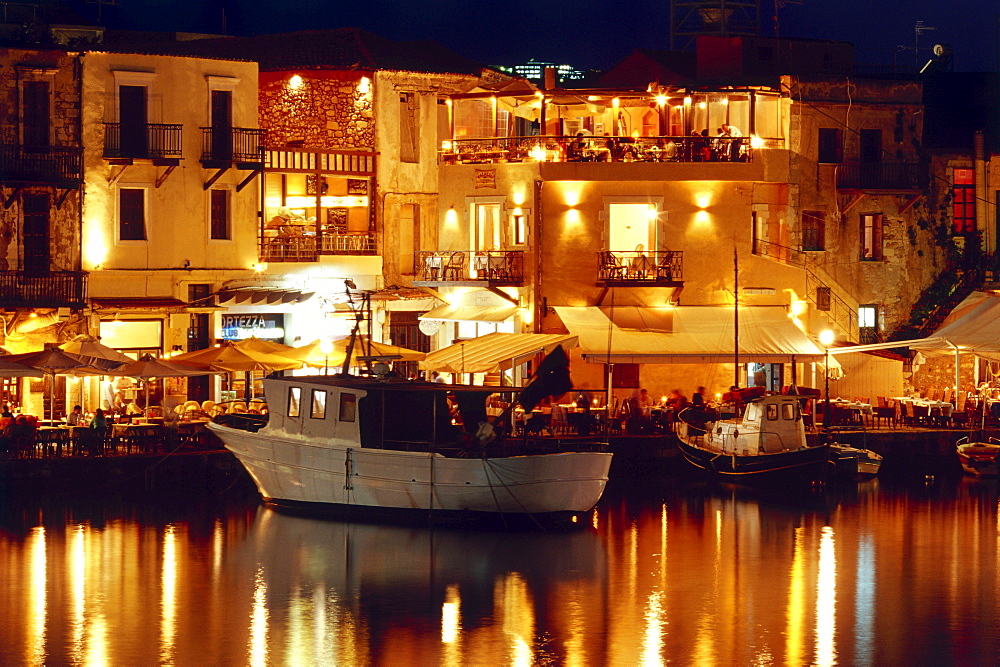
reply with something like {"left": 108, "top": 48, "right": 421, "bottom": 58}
{"left": 692, "top": 387, "right": 706, "bottom": 408}
{"left": 722, "top": 123, "right": 743, "bottom": 161}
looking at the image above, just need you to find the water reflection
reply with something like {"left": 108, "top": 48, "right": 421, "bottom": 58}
{"left": 1, "top": 477, "right": 1000, "bottom": 663}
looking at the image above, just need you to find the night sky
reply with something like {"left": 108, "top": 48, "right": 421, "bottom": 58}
{"left": 74, "top": 0, "right": 998, "bottom": 72}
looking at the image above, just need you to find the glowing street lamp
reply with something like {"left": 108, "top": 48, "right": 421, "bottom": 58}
{"left": 819, "top": 330, "right": 835, "bottom": 437}
{"left": 319, "top": 339, "right": 334, "bottom": 375}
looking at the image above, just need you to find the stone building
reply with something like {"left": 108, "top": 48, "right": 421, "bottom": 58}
{"left": 0, "top": 47, "right": 87, "bottom": 409}
{"left": 427, "top": 37, "right": 950, "bottom": 403}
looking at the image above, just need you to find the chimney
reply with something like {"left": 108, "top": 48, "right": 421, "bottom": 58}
{"left": 543, "top": 66, "right": 557, "bottom": 90}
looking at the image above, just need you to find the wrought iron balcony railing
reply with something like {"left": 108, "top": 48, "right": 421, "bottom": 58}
{"left": 0, "top": 270, "right": 87, "bottom": 308}
{"left": 597, "top": 250, "right": 683, "bottom": 283}
{"left": 200, "top": 127, "right": 265, "bottom": 163}
{"left": 414, "top": 250, "right": 524, "bottom": 284}
{"left": 103, "top": 123, "right": 183, "bottom": 160}
{"left": 441, "top": 135, "right": 758, "bottom": 165}
{"left": 837, "top": 161, "right": 924, "bottom": 190}
{"left": 0, "top": 144, "right": 82, "bottom": 184}
{"left": 260, "top": 230, "right": 376, "bottom": 263}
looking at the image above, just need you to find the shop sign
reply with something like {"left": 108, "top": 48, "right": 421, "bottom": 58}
{"left": 474, "top": 169, "right": 496, "bottom": 189}
{"left": 221, "top": 313, "right": 285, "bottom": 341}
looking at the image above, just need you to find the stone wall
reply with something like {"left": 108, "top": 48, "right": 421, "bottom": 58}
{"left": 259, "top": 70, "right": 374, "bottom": 150}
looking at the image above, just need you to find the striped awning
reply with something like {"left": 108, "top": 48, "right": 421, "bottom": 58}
{"left": 419, "top": 332, "right": 578, "bottom": 374}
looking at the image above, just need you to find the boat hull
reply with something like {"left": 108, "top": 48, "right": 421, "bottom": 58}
{"left": 832, "top": 445, "right": 882, "bottom": 480}
{"left": 956, "top": 442, "right": 1000, "bottom": 477}
{"left": 210, "top": 423, "right": 613, "bottom": 521}
{"left": 675, "top": 437, "right": 833, "bottom": 484}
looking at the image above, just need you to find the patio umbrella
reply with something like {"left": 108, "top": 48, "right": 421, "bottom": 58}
{"left": 280, "top": 337, "right": 425, "bottom": 370}
{"left": 0, "top": 358, "right": 44, "bottom": 378}
{"left": 232, "top": 336, "right": 298, "bottom": 356}
{"left": 5, "top": 346, "right": 105, "bottom": 420}
{"left": 59, "top": 335, "right": 133, "bottom": 366}
{"left": 171, "top": 344, "right": 302, "bottom": 373}
{"left": 107, "top": 354, "right": 217, "bottom": 412}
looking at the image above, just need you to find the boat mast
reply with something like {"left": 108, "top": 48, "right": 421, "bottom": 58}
{"left": 734, "top": 247, "right": 740, "bottom": 389}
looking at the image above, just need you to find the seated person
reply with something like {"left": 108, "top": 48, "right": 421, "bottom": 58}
{"left": 67, "top": 405, "right": 86, "bottom": 426}
{"left": 566, "top": 132, "right": 587, "bottom": 161}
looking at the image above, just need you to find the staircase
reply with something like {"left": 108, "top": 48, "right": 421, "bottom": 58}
{"left": 889, "top": 265, "right": 983, "bottom": 341}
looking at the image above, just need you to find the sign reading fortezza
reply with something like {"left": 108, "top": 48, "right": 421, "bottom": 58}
{"left": 474, "top": 169, "right": 496, "bottom": 189}
{"left": 221, "top": 313, "right": 285, "bottom": 341}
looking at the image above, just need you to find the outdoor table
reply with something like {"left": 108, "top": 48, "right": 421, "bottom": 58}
{"left": 112, "top": 422, "right": 164, "bottom": 454}
{"left": 36, "top": 426, "right": 71, "bottom": 457}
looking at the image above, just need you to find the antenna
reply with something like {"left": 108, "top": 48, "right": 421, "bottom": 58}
{"left": 914, "top": 21, "right": 937, "bottom": 67}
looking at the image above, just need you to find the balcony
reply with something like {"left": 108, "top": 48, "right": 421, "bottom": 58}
{"left": 0, "top": 144, "right": 82, "bottom": 185}
{"left": 837, "top": 161, "right": 924, "bottom": 191}
{"left": 103, "top": 123, "right": 183, "bottom": 162}
{"left": 200, "top": 127, "right": 265, "bottom": 166}
{"left": 413, "top": 250, "right": 524, "bottom": 286}
{"left": 598, "top": 250, "right": 684, "bottom": 286}
{"left": 442, "top": 135, "right": 755, "bottom": 165}
{"left": 260, "top": 230, "right": 376, "bottom": 263}
{"left": 0, "top": 270, "right": 87, "bottom": 308}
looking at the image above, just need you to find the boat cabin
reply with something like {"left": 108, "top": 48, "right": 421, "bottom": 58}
{"left": 712, "top": 395, "right": 806, "bottom": 456}
{"left": 262, "top": 376, "right": 498, "bottom": 453}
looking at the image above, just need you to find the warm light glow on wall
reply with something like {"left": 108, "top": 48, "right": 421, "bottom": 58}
{"left": 693, "top": 210, "right": 711, "bottom": 226}
{"left": 84, "top": 224, "right": 109, "bottom": 268}
{"left": 612, "top": 97, "right": 620, "bottom": 108}
{"left": 750, "top": 135, "right": 765, "bottom": 149}
{"left": 683, "top": 96, "right": 692, "bottom": 106}
{"left": 444, "top": 206, "right": 459, "bottom": 228}
{"left": 519, "top": 306, "right": 533, "bottom": 325}
{"left": 560, "top": 184, "right": 583, "bottom": 208}
{"left": 564, "top": 208, "right": 582, "bottom": 228}
{"left": 694, "top": 191, "right": 713, "bottom": 209}
{"left": 720, "top": 97, "right": 729, "bottom": 106}
{"left": 655, "top": 94, "right": 667, "bottom": 106}
{"left": 789, "top": 299, "right": 807, "bottom": 317}
{"left": 253, "top": 262, "right": 268, "bottom": 273}
{"left": 646, "top": 205, "right": 659, "bottom": 221}
{"left": 288, "top": 74, "right": 303, "bottom": 89}
{"left": 511, "top": 188, "right": 525, "bottom": 206}
{"left": 698, "top": 101, "right": 707, "bottom": 109}
{"left": 357, "top": 76, "right": 371, "bottom": 94}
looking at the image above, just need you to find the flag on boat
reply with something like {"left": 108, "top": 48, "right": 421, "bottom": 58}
{"left": 517, "top": 345, "right": 572, "bottom": 412}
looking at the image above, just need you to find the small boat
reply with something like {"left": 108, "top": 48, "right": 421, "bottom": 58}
{"left": 956, "top": 437, "right": 1000, "bottom": 477}
{"left": 830, "top": 444, "right": 882, "bottom": 479}
{"left": 674, "top": 390, "right": 833, "bottom": 484}
{"left": 209, "top": 374, "right": 613, "bottom": 527}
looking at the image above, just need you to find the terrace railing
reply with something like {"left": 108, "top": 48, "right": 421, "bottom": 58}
{"left": 103, "top": 123, "right": 183, "bottom": 160}
{"left": 0, "top": 144, "right": 82, "bottom": 184}
{"left": 200, "top": 127, "right": 265, "bottom": 163}
{"left": 837, "top": 161, "right": 924, "bottom": 190}
{"left": 414, "top": 250, "right": 524, "bottom": 284}
{"left": 441, "top": 135, "right": 758, "bottom": 165}
{"left": 597, "top": 250, "right": 684, "bottom": 283}
{"left": 0, "top": 270, "right": 87, "bottom": 308}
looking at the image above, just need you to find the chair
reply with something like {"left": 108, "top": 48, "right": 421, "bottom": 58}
{"left": 201, "top": 400, "right": 216, "bottom": 416}
{"left": 248, "top": 399, "right": 265, "bottom": 414}
{"left": 943, "top": 388, "right": 953, "bottom": 404}
{"left": 229, "top": 401, "right": 248, "bottom": 414}
{"left": 910, "top": 403, "right": 930, "bottom": 426}
{"left": 656, "top": 251, "right": 676, "bottom": 280}
{"left": 952, "top": 392, "right": 970, "bottom": 428}
{"left": 873, "top": 400, "right": 895, "bottom": 429}
{"left": 599, "top": 251, "right": 625, "bottom": 281}
{"left": 443, "top": 251, "right": 466, "bottom": 280}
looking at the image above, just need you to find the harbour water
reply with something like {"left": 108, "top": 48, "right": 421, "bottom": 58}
{"left": 1, "top": 471, "right": 999, "bottom": 665}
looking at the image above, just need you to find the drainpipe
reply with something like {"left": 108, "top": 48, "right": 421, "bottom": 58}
{"left": 534, "top": 179, "right": 543, "bottom": 334}
{"left": 944, "top": 338, "right": 960, "bottom": 398}
{"left": 975, "top": 131, "right": 988, "bottom": 252}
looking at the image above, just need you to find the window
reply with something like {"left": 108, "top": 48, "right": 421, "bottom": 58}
{"left": 953, "top": 168, "right": 976, "bottom": 234}
{"left": 859, "top": 305, "right": 878, "bottom": 344}
{"left": 287, "top": 387, "right": 301, "bottom": 417}
{"left": 310, "top": 389, "right": 327, "bottom": 419}
{"left": 22, "top": 81, "right": 50, "bottom": 149}
{"left": 816, "top": 286, "right": 831, "bottom": 311}
{"left": 118, "top": 187, "right": 146, "bottom": 241}
{"left": 817, "top": 128, "right": 842, "bottom": 164}
{"left": 766, "top": 403, "right": 778, "bottom": 421}
{"left": 511, "top": 210, "right": 527, "bottom": 246}
{"left": 22, "top": 193, "right": 49, "bottom": 272}
{"left": 472, "top": 202, "right": 502, "bottom": 250}
{"left": 339, "top": 393, "right": 357, "bottom": 422}
{"left": 210, "top": 189, "right": 230, "bottom": 240}
{"left": 781, "top": 403, "right": 796, "bottom": 420}
{"left": 399, "top": 92, "right": 419, "bottom": 163}
{"left": 801, "top": 210, "right": 825, "bottom": 251}
{"left": 861, "top": 213, "right": 883, "bottom": 260}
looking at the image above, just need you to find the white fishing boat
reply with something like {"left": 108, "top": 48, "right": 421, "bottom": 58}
{"left": 209, "top": 374, "right": 612, "bottom": 526}
{"left": 675, "top": 390, "right": 834, "bottom": 483}
{"left": 956, "top": 437, "right": 1000, "bottom": 477}
{"left": 830, "top": 443, "right": 882, "bottom": 479}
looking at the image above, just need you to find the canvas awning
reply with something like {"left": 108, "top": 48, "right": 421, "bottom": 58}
{"left": 419, "top": 332, "right": 578, "bottom": 374}
{"left": 555, "top": 305, "right": 831, "bottom": 364}
{"left": 420, "top": 303, "right": 518, "bottom": 323}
